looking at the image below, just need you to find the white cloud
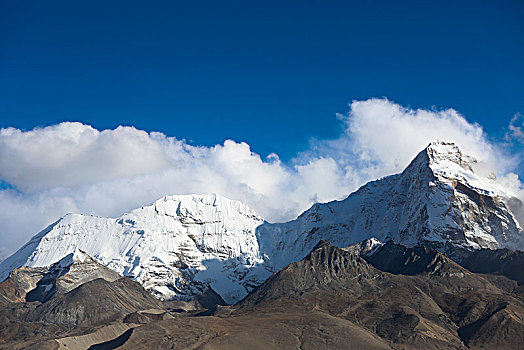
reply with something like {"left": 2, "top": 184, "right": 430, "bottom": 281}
{"left": 506, "top": 113, "right": 524, "bottom": 144}
{"left": 0, "top": 123, "right": 170, "bottom": 191}
{"left": 306, "top": 98, "right": 505, "bottom": 177}
{"left": 0, "top": 98, "right": 522, "bottom": 256}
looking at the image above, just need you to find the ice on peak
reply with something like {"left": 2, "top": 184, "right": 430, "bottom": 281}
{"left": 130, "top": 193, "right": 264, "bottom": 222}
{"left": 424, "top": 141, "right": 476, "bottom": 171}
{"left": 424, "top": 142, "right": 517, "bottom": 199}
{"left": 400, "top": 141, "right": 517, "bottom": 199}
{"left": 425, "top": 140, "right": 462, "bottom": 155}
{"left": 159, "top": 193, "right": 218, "bottom": 204}
{"left": 404, "top": 141, "right": 476, "bottom": 175}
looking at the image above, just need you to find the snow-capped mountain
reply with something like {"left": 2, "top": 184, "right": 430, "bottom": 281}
{"left": 0, "top": 194, "right": 268, "bottom": 303}
{"left": 1, "top": 141, "right": 523, "bottom": 303}
{"left": 257, "top": 141, "right": 524, "bottom": 270}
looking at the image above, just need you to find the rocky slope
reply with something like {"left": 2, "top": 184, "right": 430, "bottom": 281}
{"left": 0, "top": 277, "right": 165, "bottom": 350}
{"left": 237, "top": 240, "right": 524, "bottom": 349}
{"left": 0, "top": 249, "right": 120, "bottom": 305}
{"left": 460, "top": 248, "right": 524, "bottom": 284}
{"left": 3, "top": 239, "right": 521, "bottom": 349}
{"left": 257, "top": 141, "right": 524, "bottom": 271}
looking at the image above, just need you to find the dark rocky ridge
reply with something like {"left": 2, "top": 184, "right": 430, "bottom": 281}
{"left": 459, "top": 248, "right": 524, "bottom": 284}
{"left": 0, "top": 239, "right": 523, "bottom": 349}
{"left": 26, "top": 278, "right": 162, "bottom": 329}
{"left": 237, "top": 240, "right": 524, "bottom": 349}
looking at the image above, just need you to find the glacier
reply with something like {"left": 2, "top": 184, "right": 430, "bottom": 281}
{"left": 0, "top": 194, "right": 269, "bottom": 303}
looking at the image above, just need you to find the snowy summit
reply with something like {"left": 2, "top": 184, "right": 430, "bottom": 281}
{"left": 0, "top": 194, "right": 267, "bottom": 303}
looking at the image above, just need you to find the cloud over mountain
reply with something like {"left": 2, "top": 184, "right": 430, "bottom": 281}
{"left": 0, "top": 98, "right": 522, "bottom": 256}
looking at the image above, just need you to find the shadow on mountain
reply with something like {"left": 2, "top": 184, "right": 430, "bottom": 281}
{"left": 25, "top": 263, "right": 71, "bottom": 303}
{"left": 88, "top": 328, "right": 133, "bottom": 350}
{"left": 459, "top": 248, "right": 524, "bottom": 284}
{"left": 26, "top": 277, "right": 162, "bottom": 330}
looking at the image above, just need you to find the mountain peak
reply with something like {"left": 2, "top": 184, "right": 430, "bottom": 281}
{"left": 57, "top": 249, "right": 93, "bottom": 268}
{"left": 403, "top": 141, "right": 476, "bottom": 176}
{"left": 365, "top": 240, "right": 459, "bottom": 276}
{"left": 256, "top": 142, "right": 524, "bottom": 270}
{"left": 424, "top": 141, "right": 476, "bottom": 172}
{"left": 406, "top": 141, "right": 511, "bottom": 199}
{"left": 130, "top": 193, "right": 264, "bottom": 224}
{"left": 157, "top": 193, "right": 219, "bottom": 204}
{"left": 311, "top": 239, "right": 333, "bottom": 251}
{"left": 0, "top": 192, "right": 267, "bottom": 303}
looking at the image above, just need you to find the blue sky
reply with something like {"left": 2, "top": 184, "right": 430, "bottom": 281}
{"left": 1, "top": 1, "right": 523, "bottom": 160}
{"left": 0, "top": 1, "right": 523, "bottom": 256}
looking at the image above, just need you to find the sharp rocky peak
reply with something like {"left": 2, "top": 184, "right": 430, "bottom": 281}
{"left": 424, "top": 141, "right": 476, "bottom": 170}
{"left": 407, "top": 141, "right": 508, "bottom": 197}
{"left": 401, "top": 141, "right": 479, "bottom": 184}
{"left": 365, "top": 240, "right": 455, "bottom": 276}
{"left": 256, "top": 141, "right": 524, "bottom": 272}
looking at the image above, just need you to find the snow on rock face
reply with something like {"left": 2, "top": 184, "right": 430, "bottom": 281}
{"left": 257, "top": 141, "right": 524, "bottom": 271}
{"left": 0, "top": 194, "right": 267, "bottom": 304}
{"left": 1, "top": 142, "right": 523, "bottom": 303}
{"left": 57, "top": 248, "right": 91, "bottom": 267}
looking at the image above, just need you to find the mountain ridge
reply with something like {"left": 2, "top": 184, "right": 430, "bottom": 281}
{"left": 257, "top": 141, "right": 524, "bottom": 272}
{"left": 1, "top": 141, "right": 523, "bottom": 304}
{"left": 235, "top": 239, "right": 524, "bottom": 349}
{"left": 0, "top": 193, "right": 269, "bottom": 304}
{"left": 1, "top": 238, "right": 523, "bottom": 349}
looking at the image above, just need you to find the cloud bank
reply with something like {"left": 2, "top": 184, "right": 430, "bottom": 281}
{"left": 0, "top": 98, "right": 522, "bottom": 256}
